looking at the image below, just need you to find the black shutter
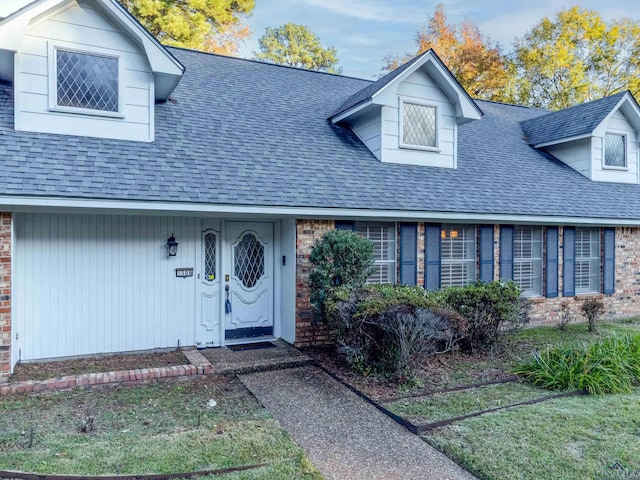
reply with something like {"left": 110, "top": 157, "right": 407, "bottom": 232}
{"left": 335, "top": 221, "right": 355, "bottom": 231}
{"left": 563, "top": 227, "right": 575, "bottom": 297}
{"left": 546, "top": 227, "right": 559, "bottom": 298}
{"left": 425, "top": 223, "right": 441, "bottom": 291}
{"left": 499, "top": 226, "right": 514, "bottom": 281}
{"left": 479, "top": 225, "right": 494, "bottom": 283}
{"left": 603, "top": 228, "right": 615, "bottom": 294}
{"left": 399, "top": 223, "right": 418, "bottom": 285}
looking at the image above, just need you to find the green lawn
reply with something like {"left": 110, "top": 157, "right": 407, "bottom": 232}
{"left": 0, "top": 376, "right": 322, "bottom": 479}
{"left": 386, "top": 382, "right": 546, "bottom": 424}
{"left": 415, "top": 319, "right": 640, "bottom": 480}
{"left": 424, "top": 389, "right": 640, "bottom": 480}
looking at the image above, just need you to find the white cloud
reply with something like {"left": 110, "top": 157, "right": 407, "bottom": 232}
{"left": 300, "top": 0, "right": 423, "bottom": 23}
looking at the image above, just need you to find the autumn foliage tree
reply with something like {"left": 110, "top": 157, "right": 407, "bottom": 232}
{"left": 512, "top": 6, "right": 640, "bottom": 110}
{"left": 384, "top": 4, "right": 510, "bottom": 101}
{"left": 118, "top": 0, "right": 254, "bottom": 56}
{"left": 255, "top": 23, "right": 342, "bottom": 73}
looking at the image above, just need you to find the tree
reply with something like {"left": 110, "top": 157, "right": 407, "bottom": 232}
{"left": 255, "top": 23, "right": 342, "bottom": 74}
{"left": 118, "top": 0, "right": 254, "bottom": 55}
{"left": 383, "top": 4, "right": 510, "bottom": 102}
{"left": 512, "top": 6, "right": 640, "bottom": 110}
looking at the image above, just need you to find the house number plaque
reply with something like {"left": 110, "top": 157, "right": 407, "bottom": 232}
{"left": 175, "top": 268, "right": 194, "bottom": 278}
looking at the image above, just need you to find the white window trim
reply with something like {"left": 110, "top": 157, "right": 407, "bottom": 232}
{"left": 48, "top": 41, "right": 125, "bottom": 119}
{"left": 602, "top": 132, "right": 628, "bottom": 170}
{"left": 398, "top": 97, "right": 440, "bottom": 152}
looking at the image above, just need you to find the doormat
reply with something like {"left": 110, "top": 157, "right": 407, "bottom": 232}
{"left": 227, "top": 342, "right": 276, "bottom": 352}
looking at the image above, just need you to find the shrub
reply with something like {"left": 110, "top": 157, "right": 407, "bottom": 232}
{"left": 327, "top": 285, "right": 467, "bottom": 377}
{"left": 513, "top": 333, "right": 640, "bottom": 395}
{"left": 558, "top": 301, "right": 573, "bottom": 331}
{"left": 435, "top": 281, "right": 525, "bottom": 352}
{"left": 309, "top": 229, "right": 374, "bottom": 323}
{"left": 581, "top": 297, "right": 605, "bottom": 332}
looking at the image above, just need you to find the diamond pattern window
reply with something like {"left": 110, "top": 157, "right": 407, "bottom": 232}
{"left": 56, "top": 49, "right": 119, "bottom": 113}
{"left": 234, "top": 233, "right": 265, "bottom": 288}
{"left": 575, "top": 228, "right": 600, "bottom": 293}
{"left": 355, "top": 222, "right": 396, "bottom": 284}
{"left": 204, "top": 232, "right": 217, "bottom": 281}
{"left": 402, "top": 102, "right": 437, "bottom": 148}
{"left": 513, "top": 226, "right": 542, "bottom": 296}
{"left": 440, "top": 225, "right": 476, "bottom": 287}
{"left": 604, "top": 133, "right": 626, "bottom": 168}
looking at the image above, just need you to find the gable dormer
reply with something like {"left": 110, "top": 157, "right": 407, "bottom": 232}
{"left": 522, "top": 92, "right": 640, "bottom": 184}
{"left": 0, "top": 0, "right": 184, "bottom": 142}
{"left": 330, "top": 50, "right": 482, "bottom": 168}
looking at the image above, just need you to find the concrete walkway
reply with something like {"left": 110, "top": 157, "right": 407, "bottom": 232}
{"left": 239, "top": 366, "right": 477, "bottom": 480}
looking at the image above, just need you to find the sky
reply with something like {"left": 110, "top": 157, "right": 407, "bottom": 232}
{"left": 239, "top": 0, "right": 640, "bottom": 80}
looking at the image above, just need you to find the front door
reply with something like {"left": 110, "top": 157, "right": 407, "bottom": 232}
{"left": 224, "top": 222, "right": 274, "bottom": 340}
{"left": 197, "top": 229, "right": 221, "bottom": 348}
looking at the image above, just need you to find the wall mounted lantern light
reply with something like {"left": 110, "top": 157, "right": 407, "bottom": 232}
{"left": 167, "top": 233, "right": 179, "bottom": 257}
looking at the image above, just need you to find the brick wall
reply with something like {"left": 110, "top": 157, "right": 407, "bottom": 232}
{"left": 294, "top": 220, "right": 640, "bottom": 343}
{"left": 295, "top": 219, "right": 335, "bottom": 347}
{"left": 527, "top": 226, "right": 640, "bottom": 326}
{"left": 0, "top": 213, "right": 11, "bottom": 381}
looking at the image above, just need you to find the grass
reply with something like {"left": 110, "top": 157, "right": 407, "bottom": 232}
{"left": 0, "top": 376, "right": 322, "bottom": 479}
{"left": 385, "top": 382, "right": 547, "bottom": 424}
{"left": 424, "top": 388, "right": 640, "bottom": 480}
{"left": 514, "top": 333, "right": 640, "bottom": 394}
{"left": 410, "top": 319, "right": 640, "bottom": 480}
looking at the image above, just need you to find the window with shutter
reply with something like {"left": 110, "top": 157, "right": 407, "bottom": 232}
{"left": 440, "top": 225, "right": 476, "bottom": 287}
{"left": 355, "top": 222, "right": 396, "bottom": 284}
{"left": 513, "top": 226, "right": 542, "bottom": 296}
{"left": 575, "top": 228, "right": 600, "bottom": 293}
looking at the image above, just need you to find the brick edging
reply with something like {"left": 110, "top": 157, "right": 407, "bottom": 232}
{"left": 0, "top": 350, "right": 215, "bottom": 396}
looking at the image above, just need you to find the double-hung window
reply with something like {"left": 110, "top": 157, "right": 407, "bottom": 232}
{"left": 355, "top": 222, "right": 396, "bottom": 284}
{"left": 440, "top": 225, "right": 476, "bottom": 287}
{"left": 575, "top": 228, "right": 600, "bottom": 293}
{"left": 49, "top": 43, "right": 123, "bottom": 117}
{"left": 513, "top": 226, "right": 543, "bottom": 296}
{"left": 604, "top": 133, "right": 626, "bottom": 168}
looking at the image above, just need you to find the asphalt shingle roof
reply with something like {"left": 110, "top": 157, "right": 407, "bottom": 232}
{"left": 520, "top": 91, "right": 627, "bottom": 146}
{"left": 1, "top": 48, "right": 640, "bottom": 221}
{"left": 330, "top": 52, "right": 425, "bottom": 119}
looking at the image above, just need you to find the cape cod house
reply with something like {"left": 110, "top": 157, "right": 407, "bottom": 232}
{"left": 2, "top": 0, "right": 640, "bottom": 379}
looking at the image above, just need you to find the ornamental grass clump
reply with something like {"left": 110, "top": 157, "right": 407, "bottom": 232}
{"left": 513, "top": 333, "right": 640, "bottom": 395}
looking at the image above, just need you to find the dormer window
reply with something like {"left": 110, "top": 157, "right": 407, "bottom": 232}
{"left": 604, "top": 133, "right": 626, "bottom": 168}
{"left": 49, "top": 43, "right": 124, "bottom": 118}
{"left": 400, "top": 99, "right": 438, "bottom": 150}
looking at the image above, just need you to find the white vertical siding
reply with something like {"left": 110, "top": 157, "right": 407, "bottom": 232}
{"left": 13, "top": 213, "right": 199, "bottom": 361}
{"left": 15, "top": 0, "right": 154, "bottom": 142}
